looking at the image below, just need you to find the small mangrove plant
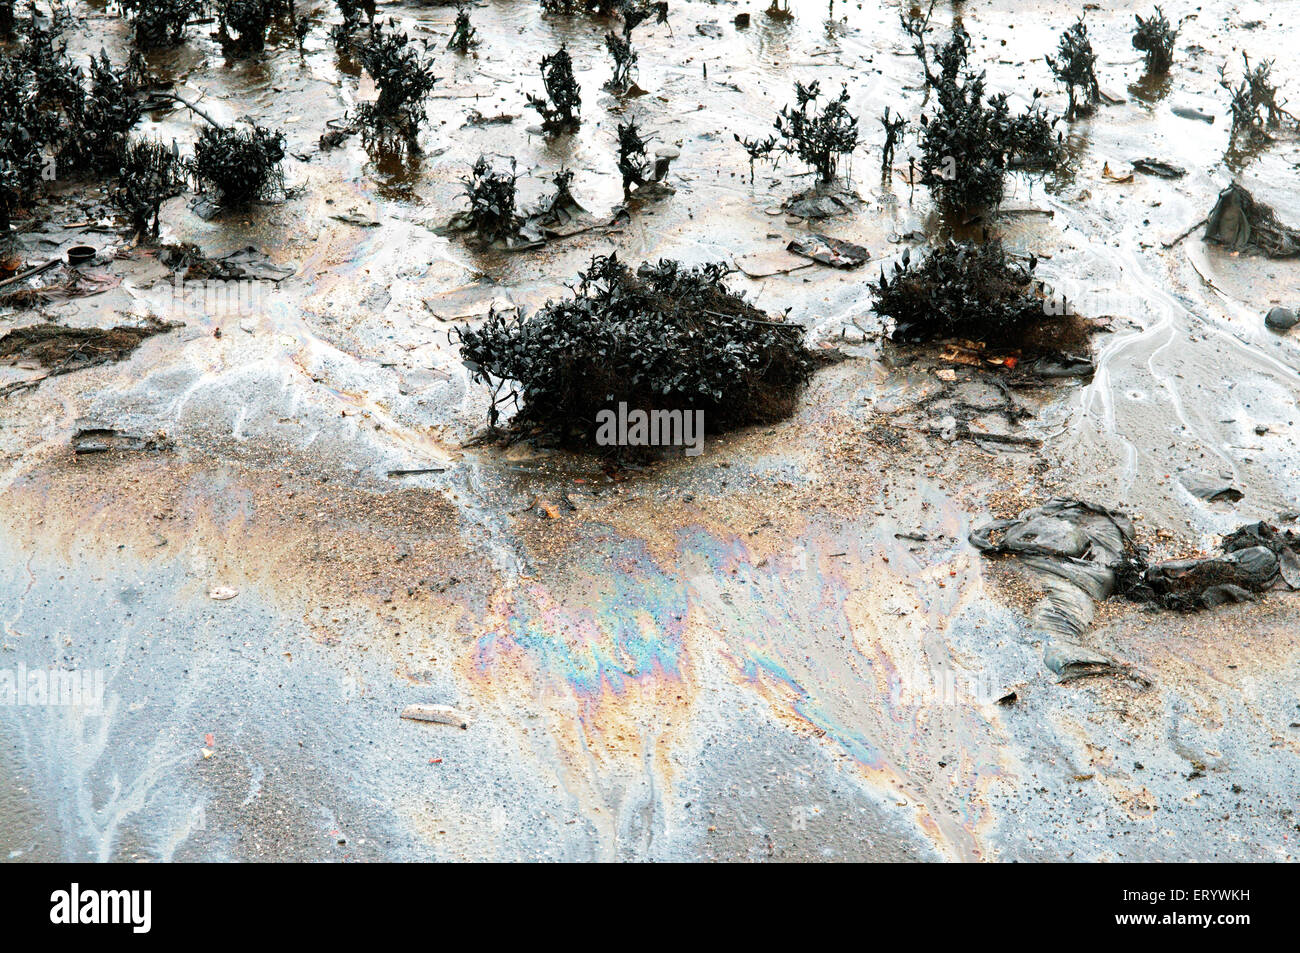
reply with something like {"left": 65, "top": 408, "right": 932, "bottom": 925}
{"left": 1047, "top": 14, "right": 1101, "bottom": 120}
{"left": 1132, "top": 7, "right": 1178, "bottom": 74}
{"left": 527, "top": 45, "right": 582, "bottom": 133}
{"left": 356, "top": 20, "right": 439, "bottom": 149}
{"left": 735, "top": 80, "right": 859, "bottom": 185}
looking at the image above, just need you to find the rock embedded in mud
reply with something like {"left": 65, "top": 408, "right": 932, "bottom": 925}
{"left": 1264, "top": 306, "right": 1299, "bottom": 331}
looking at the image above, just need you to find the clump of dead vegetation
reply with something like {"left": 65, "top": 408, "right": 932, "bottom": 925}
{"left": 906, "top": 22, "right": 1063, "bottom": 209}
{"left": 735, "top": 80, "right": 859, "bottom": 184}
{"left": 871, "top": 240, "right": 1046, "bottom": 345}
{"left": 191, "top": 123, "right": 287, "bottom": 208}
{"left": 528, "top": 45, "right": 582, "bottom": 133}
{"left": 1204, "top": 183, "right": 1300, "bottom": 258}
{"left": 1132, "top": 7, "right": 1178, "bottom": 74}
{"left": 355, "top": 20, "right": 439, "bottom": 150}
{"left": 454, "top": 254, "right": 815, "bottom": 442}
{"left": 1047, "top": 14, "right": 1101, "bottom": 120}
{"left": 0, "top": 317, "right": 176, "bottom": 393}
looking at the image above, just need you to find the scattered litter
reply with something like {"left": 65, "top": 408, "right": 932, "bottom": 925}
{"left": 209, "top": 586, "right": 240, "bottom": 601}
{"left": 971, "top": 499, "right": 1136, "bottom": 638}
{"left": 66, "top": 245, "right": 96, "bottom": 265}
{"left": 463, "top": 109, "right": 518, "bottom": 127}
{"left": 165, "top": 244, "right": 297, "bottom": 282}
{"left": 1171, "top": 104, "right": 1215, "bottom": 123}
{"left": 1102, "top": 162, "right": 1134, "bottom": 183}
{"left": 1178, "top": 471, "right": 1243, "bottom": 503}
{"left": 784, "top": 188, "right": 856, "bottom": 220}
{"left": 1044, "top": 640, "right": 1149, "bottom": 687}
{"left": 1027, "top": 353, "right": 1095, "bottom": 378}
{"left": 331, "top": 210, "right": 381, "bottom": 228}
{"left": 1124, "top": 521, "right": 1300, "bottom": 609}
{"left": 786, "top": 234, "right": 869, "bottom": 268}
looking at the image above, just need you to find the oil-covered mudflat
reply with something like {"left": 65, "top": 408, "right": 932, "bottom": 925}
{"left": 1, "top": 0, "right": 1298, "bottom": 861}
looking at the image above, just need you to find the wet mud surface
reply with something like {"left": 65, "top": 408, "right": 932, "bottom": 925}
{"left": 2, "top": 0, "right": 1299, "bottom": 861}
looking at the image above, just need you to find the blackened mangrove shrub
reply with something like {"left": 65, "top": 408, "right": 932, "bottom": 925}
{"left": 21, "top": 11, "right": 83, "bottom": 116}
{"left": 11, "top": 14, "right": 78, "bottom": 171}
{"left": 616, "top": 120, "right": 652, "bottom": 194}
{"left": 447, "top": 4, "right": 477, "bottom": 53}
{"left": 773, "top": 81, "right": 857, "bottom": 183}
{"left": 331, "top": 0, "right": 372, "bottom": 48}
{"left": 540, "top": 0, "right": 666, "bottom": 22}
{"left": 914, "top": 26, "right": 1062, "bottom": 209}
{"left": 880, "top": 106, "right": 906, "bottom": 182}
{"left": 113, "top": 138, "right": 185, "bottom": 239}
{"left": 217, "top": 0, "right": 273, "bottom": 55}
{"left": 605, "top": 30, "right": 637, "bottom": 92}
{"left": 0, "top": 56, "right": 52, "bottom": 236}
{"left": 528, "top": 45, "right": 581, "bottom": 133}
{"left": 0, "top": 21, "right": 146, "bottom": 233}
{"left": 191, "top": 123, "right": 286, "bottom": 208}
{"left": 356, "top": 20, "right": 439, "bottom": 148}
{"left": 0, "top": 0, "right": 15, "bottom": 37}
{"left": 1132, "top": 7, "right": 1177, "bottom": 74}
{"left": 79, "top": 50, "right": 145, "bottom": 175}
{"left": 455, "top": 254, "right": 815, "bottom": 440}
{"left": 736, "top": 80, "right": 858, "bottom": 185}
{"left": 871, "top": 240, "right": 1044, "bottom": 345}
{"left": 120, "top": 0, "right": 203, "bottom": 49}
{"left": 460, "top": 156, "right": 520, "bottom": 244}
{"left": 1219, "top": 53, "right": 1296, "bottom": 139}
{"left": 619, "top": 0, "right": 668, "bottom": 34}
{"left": 1047, "top": 14, "right": 1100, "bottom": 120}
